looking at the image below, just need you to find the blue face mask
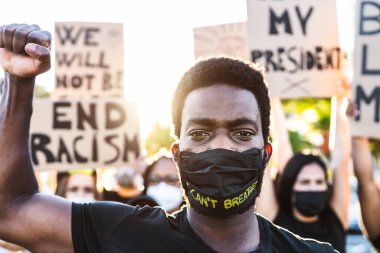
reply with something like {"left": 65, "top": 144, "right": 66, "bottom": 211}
{"left": 178, "top": 147, "right": 266, "bottom": 218}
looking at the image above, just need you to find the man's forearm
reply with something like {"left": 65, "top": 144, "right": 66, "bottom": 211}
{"left": 352, "top": 137, "right": 380, "bottom": 237}
{"left": 358, "top": 183, "right": 380, "bottom": 238}
{"left": 0, "top": 73, "right": 39, "bottom": 207}
{"left": 0, "top": 24, "right": 73, "bottom": 252}
{"left": 352, "top": 137, "right": 372, "bottom": 182}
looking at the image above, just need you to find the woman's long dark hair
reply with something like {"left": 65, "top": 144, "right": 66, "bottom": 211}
{"left": 276, "top": 153, "right": 328, "bottom": 215}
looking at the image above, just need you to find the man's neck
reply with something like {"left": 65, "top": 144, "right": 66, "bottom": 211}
{"left": 187, "top": 208, "right": 260, "bottom": 253}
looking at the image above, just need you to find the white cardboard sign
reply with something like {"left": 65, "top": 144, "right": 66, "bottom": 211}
{"left": 350, "top": 0, "right": 380, "bottom": 137}
{"left": 30, "top": 98, "right": 141, "bottom": 171}
{"left": 194, "top": 22, "right": 249, "bottom": 60}
{"left": 246, "top": 0, "right": 343, "bottom": 98}
{"left": 53, "top": 22, "right": 124, "bottom": 97}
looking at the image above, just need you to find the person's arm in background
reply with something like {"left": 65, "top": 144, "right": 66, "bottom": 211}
{"left": 0, "top": 239, "right": 25, "bottom": 252}
{"left": 0, "top": 24, "right": 73, "bottom": 253}
{"left": 328, "top": 95, "right": 351, "bottom": 230}
{"left": 256, "top": 98, "right": 293, "bottom": 220}
{"left": 347, "top": 102, "right": 380, "bottom": 239}
{"left": 270, "top": 97, "right": 294, "bottom": 174}
{"left": 352, "top": 137, "right": 380, "bottom": 238}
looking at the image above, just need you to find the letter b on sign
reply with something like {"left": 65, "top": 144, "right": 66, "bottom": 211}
{"left": 360, "top": 1, "right": 380, "bottom": 35}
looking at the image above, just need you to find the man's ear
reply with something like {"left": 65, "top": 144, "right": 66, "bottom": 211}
{"left": 263, "top": 142, "right": 272, "bottom": 167}
{"left": 171, "top": 143, "right": 180, "bottom": 165}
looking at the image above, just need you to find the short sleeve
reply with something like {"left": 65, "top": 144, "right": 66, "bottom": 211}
{"left": 72, "top": 201, "right": 138, "bottom": 253}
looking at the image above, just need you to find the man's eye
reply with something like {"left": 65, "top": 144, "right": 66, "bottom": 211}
{"left": 233, "top": 130, "right": 255, "bottom": 139}
{"left": 188, "top": 131, "right": 209, "bottom": 140}
{"left": 316, "top": 180, "right": 325, "bottom": 185}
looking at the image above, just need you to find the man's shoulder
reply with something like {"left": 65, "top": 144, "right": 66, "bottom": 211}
{"left": 257, "top": 214, "right": 338, "bottom": 253}
{"left": 72, "top": 201, "right": 172, "bottom": 227}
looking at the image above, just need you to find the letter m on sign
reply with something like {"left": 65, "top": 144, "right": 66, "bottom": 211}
{"left": 356, "top": 85, "right": 380, "bottom": 122}
{"left": 269, "top": 8, "right": 292, "bottom": 35}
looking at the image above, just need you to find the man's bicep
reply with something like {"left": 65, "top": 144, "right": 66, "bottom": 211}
{"left": 1, "top": 193, "right": 74, "bottom": 253}
{"left": 71, "top": 201, "right": 139, "bottom": 253}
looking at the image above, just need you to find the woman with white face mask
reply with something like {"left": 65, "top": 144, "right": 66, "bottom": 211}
{"left": 143, "top": 155, "right": 184, "bottom": 214}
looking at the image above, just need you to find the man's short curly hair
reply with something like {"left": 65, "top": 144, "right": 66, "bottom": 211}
{"left": 171, "top": 56, "right": 271, "bottom": 143}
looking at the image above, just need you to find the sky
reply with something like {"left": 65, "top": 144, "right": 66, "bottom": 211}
{"left": 0, "top": 0, "right": 355, "bottom": 141}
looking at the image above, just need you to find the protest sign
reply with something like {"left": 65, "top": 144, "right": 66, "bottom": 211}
{"left": 246, "top": 0, "right": 343, "bottom": 98}
{"left": 194, "top": 22, "right": 249, "bottom": 60}
{"left": 53, "top": 22, "right": 124, "bottom": 97}
{"left": 30, "top": 98, "right": 141, "bottom": 171}
{"left": 350, "top": 0, "right": 380, "bottom": 137}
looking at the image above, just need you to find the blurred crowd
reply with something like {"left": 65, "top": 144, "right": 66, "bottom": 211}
{"left": 1, "top": 76, "right": 380, "bottom": 253}
{"left": 2, "top": 96, "right": 379, "bottom": 253}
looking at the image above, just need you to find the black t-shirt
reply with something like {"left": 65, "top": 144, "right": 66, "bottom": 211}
{"left": 72, "top": 202, "right": 338, "bottom": 253}
{"left": 273, "top": 207, "right": 345, "bottom": 253}
{"left": 370, "top": 233, "right": 380, "bottom": 251}
{"left": 102, "top": 189, "right": 131, "bottom": 203}
{"left": 102, "top": 189, "right": 158, "bottom": 207}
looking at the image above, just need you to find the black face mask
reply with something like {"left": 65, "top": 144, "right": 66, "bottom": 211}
{"left": 178, "top": 148, "right": 265, "bottom": 218}
{"left": 294, "top": 191, "right": 329, "bottom": 217}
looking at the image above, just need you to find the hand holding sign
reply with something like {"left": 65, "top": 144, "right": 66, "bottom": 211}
{"left": 0, "top": 24, "right": 51, "bottom": 79}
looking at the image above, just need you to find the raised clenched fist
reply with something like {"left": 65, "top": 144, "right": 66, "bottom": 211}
{"left": 0, "top": 23, "right": 51, "bottom": 79}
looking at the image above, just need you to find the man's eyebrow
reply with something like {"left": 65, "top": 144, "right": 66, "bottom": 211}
{"left": 187, "top": 118, "right": 258, "bottom": 129}
{"left": 226, "top": 118, "right": 258, "bottom": 129}
{"left": 187, "top": 118, "right": 217, "bottom": 128}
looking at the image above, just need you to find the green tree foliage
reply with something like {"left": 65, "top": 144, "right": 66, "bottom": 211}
{"left": 34, "top": 84, "right": 50, "bottom": 98}
{"left": 369, "top": 139, "right": 380, "bottom": 168}
{"left": 281, "top": 98, "right": 331, "bottom": 155}
{"left": 281, "top": 98, "right": 379, "bottom": 169}
{"left": 144, "top": 121, "right": 173, "bottom": 157}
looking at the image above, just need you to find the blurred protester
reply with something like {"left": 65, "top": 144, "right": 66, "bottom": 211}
{"left": 55, "top": 169, "right": 99, "bottom": 203}
{"left": 103, "top": 166, "right": 158, "bottom": 207}
{"left": 257, "top": 97, "right": 350, "bottom": 253}
{"left": 347, "top": 102, "right": 380, "bottom": 252}
{"left": 143, "top": 153, "right": 184, "bottom": 213}
{"left": 103, "top": 166, "right": 143, "bottom": 202}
